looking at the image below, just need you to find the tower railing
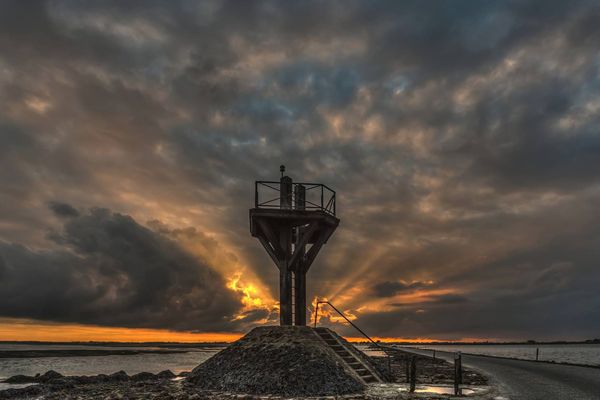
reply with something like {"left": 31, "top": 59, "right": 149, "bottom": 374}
{"left": 254, "top": 181, "right": 336, "bottom": 216}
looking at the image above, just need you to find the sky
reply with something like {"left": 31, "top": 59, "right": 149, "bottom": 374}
{"left": 1, "top": 0, "right": 599, "bottom": 342}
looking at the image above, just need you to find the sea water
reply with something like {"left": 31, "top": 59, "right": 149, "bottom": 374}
{"left": 400, "top": 343, "right": 600, "bottom": 366}
{"left": 0, "top": 344, "right": 223, "bottom": 391}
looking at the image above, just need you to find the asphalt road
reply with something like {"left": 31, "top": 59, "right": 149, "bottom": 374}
{"left": 402, "top": 348, "right": 600, "bottom": 400}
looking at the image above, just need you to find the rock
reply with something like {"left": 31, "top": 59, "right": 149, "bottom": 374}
{"left": 131, "top": 372, "right": 157, "bottom": 381}
{"left": 0, "top": 384, "right": 43, "bottom": 400}
{"left": 108, "top": 371, "right": 129, "bottom": 382}
{"left": 71, "top": 375, "right": 97, "bottom": 385}
{"left": 4, "top": 375, "right": 36, "bottom": 384}
{"left": 157, "top": 370, "right": 176, "bottom": 379}
{"left": 38, "top": 370, "right": 63, "bottom": 382}
{"left": 47, "top": 378, "right": 75, "bottom": 389}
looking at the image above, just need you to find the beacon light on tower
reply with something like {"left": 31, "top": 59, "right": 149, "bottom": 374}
{"left": 249, "top": 166, "right": 339, "bottom": 326}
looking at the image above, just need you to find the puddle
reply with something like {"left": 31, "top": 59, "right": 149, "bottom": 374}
{"left": 370, "top": 383, "right": 480, "bottom": 397}
{"left": 412, "top": 386, "right": 475, "bottom": 395}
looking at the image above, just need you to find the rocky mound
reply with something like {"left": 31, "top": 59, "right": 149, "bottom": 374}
{"left": 187, "top": 326, "right": 364, "bottom": 396}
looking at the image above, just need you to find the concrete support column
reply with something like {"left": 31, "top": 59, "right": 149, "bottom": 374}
{"left": 294, "top": 271, "right": 306, "bottom": 325}
{"left": 279, "top": 266, "right": 293, "bottom": 325}
{"left": 279, "top": 224, "right": 293, "bottom": 326}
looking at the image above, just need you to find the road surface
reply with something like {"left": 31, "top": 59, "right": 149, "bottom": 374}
{"left": 402, "top": 348, "right": 600, "bottom": 400}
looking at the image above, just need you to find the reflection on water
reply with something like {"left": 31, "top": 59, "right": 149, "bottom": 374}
{"left": 415, "top": 386, "right": 474, "bottom": 395}
{"left": 396, "top": 385, "right": 475, "bottom": 395}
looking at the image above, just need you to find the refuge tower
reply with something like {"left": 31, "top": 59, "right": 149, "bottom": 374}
{"left": 249, "top": 166, "right": 339, "bottom": 325}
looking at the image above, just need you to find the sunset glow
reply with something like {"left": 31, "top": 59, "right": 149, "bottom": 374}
{"left": 0, "top": 319, "right": 242, "bottom": 343}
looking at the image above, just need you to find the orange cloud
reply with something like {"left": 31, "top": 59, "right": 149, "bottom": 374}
{"left": 0, "top": 318, "right": 241, "bottom": 343}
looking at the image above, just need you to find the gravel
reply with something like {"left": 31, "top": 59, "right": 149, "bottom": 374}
{"left": 187, "top": 326, "right": 364, "bottom": 396}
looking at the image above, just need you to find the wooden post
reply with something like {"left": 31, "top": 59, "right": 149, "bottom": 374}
{"left": 405, "top": 356, "right": 410, "bottom": 383}
{"left": 454, "top": 352, "right": 462, "bottom": 396}
{"left": 409, "top": 356, "right": 417, "bottom": 393}
{"left": 536, "top": 347, "right": 539, "bottom": 361}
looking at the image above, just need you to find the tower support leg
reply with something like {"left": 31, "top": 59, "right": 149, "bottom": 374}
{"left": 294, "top": 272, "right": 306, "bottom": 325}
{"left": 279, "top": 225, "right": 293, "bottom": 325}
{"left": 279, "top": 266, "right": 293, "bottom": 325}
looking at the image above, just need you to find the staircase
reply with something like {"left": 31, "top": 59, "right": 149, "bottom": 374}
{"left": 314, "top": 327, "right": 383, "bottom": 384}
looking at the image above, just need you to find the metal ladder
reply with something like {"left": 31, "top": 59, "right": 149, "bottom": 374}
{"left": 314, "top": 327, "right": 383, "bottom": 384}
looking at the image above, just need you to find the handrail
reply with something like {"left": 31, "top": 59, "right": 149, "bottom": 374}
{"left": 255, "top": 180, "right": 336, "bottom": 216}
{"left": 314, "top": 300, "right": 391, "bottom": 376}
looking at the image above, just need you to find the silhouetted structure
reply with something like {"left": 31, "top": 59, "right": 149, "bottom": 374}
{"left": 250, "top": 166, "right": 339, "bottom": 325}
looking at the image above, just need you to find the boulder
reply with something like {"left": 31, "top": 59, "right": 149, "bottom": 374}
{"left": 108, "top": 371, "right": 129, "bottom": 382}
{"left": 131, "top": 372, "right": 157, "bottom": 381}
{"left": 157, "top": 370, "right": 175, "bottom": 380}
{"left": 4, "top": 375, "right": 36, "bottom": 384}
{"left": 38, "top": 370, "right": 63, "bottom": 383}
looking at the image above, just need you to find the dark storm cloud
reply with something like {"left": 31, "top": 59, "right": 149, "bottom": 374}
{"left": 0, "top": 206, "right": 243, "bottom": 331}
{"left": 1, "top": 0, "right": 599, "bottom": 339}
{"left": 47, "top": 201, "right": 79, "bottom": 218}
